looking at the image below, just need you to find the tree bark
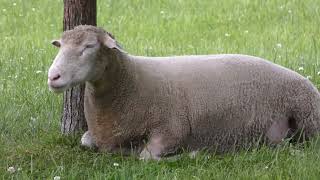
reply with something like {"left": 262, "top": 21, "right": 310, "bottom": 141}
{"left": 61, "top": 0, "right": 96, "bottom": 134}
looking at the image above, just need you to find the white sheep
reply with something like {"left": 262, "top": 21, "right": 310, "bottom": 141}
{"left": 48, "top": 25, "right": 320, "bottom": 160}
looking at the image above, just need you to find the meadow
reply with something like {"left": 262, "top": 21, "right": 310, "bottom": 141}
{"left": 1, "top": 0, "right": 320, "bottom": 179}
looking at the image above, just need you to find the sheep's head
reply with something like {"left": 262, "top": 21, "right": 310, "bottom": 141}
{"left": 48, "top": 25, "right": 120, "bottom": 93}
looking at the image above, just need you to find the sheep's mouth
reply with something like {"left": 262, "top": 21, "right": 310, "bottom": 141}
{"left": 48, "top": 84, "right": 68, "bottom": 93}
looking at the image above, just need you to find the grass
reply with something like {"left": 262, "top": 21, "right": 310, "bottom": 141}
{"left": 1, "top": 0, "right": 320, "bottom": 179}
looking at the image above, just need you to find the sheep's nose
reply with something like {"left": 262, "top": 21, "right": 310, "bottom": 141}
{"left": 49, "top": 73, "right": 61, "bottom": 81}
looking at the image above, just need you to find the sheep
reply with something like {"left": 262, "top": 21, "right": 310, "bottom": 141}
{"left": 48, "top": 25, "right": 320, "bottom": 160}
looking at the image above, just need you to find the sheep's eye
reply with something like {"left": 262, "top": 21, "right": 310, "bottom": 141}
{"left": 85, "top": 44, "right": 95, "bottom": 49}
{"left": 80, "top": 44, "right": 95, "bottom": 55}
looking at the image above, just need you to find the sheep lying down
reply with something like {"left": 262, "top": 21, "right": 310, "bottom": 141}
{"left": 48, "top": 25, "right": 320, "bottom": 160}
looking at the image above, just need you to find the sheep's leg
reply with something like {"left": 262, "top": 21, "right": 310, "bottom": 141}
{"left": 139, "top": 115, "right": 190, "bottom": 160}
{"left": 81, "top": 131, "right": 97, "bottom": 149}
{"left": 99, "top": 144, "right": 141, "bottom": 156}
{"left": 266, "top": 119, "right": 289, "bottom": 144}
{"left": 139, "top": 135, "right": 181, "bottom": 161}
{"left": 96, "top": 138, "right": 142, "bottom": 156}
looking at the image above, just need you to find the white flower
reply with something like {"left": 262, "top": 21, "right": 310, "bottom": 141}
{"left": 13, "top": 3, "right": 17, "bottom": 6}
{"left": 113, "top": 162, "right": 119, "bottom": 167}
{"left": 30, "top": 117, "right": 37, "bottom": 123}
{"left": 32, "top": 8, "right": 36, "bottom": 11}
{"left": 160, "top": 10, "right": 165, "bottom": 14}
{"left": 265, "top": 166, "right": 269, "bottom": 169}
{"left": 317, "top": 71, "right": 320, "bottom": 75}
{"left": 225, "top": 33, "right": 230, "bottom": 37}
{"left": 36, "top": 70, "right": 42, "bottom": 74}
{"left": 306, "top": 76, "right": 312, "bottom": 79}
{"left": 2, "top": 9, "right": 7, "bottom": 12}
{"left": 298, "top": 67, "right": 304, "bottom": 71}
{"left": 244, "top": 30, "right": 249, "bottom": 34}
{"left": 53, "top": 176, "right": 61, "bottom": 180}
{"left": 7, "top": 166, "right": 16, "bottom": 173}
{"left": 17, "top": 167, "right": 22, "bottom": 171}
{"left": 289, "top": 149, "right": 303, "bottom": 156}
{"left": 276, "top": 43, "right": 282, "bottom": 48}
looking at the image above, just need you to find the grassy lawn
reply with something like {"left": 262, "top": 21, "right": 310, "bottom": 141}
{"left": 1, "top": 0, "right": 320, "bottom": 179}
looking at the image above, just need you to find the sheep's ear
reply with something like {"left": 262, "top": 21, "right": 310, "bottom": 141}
{"left": 51, "top": 40, "right": 61, "bottom": 48}
{"left": 103, "top": 35, "right": 118, "bottom": 49}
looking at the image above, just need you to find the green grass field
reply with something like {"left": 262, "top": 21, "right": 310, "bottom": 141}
{"left": 1, "top": 0, "right": 320, "bottom": 179}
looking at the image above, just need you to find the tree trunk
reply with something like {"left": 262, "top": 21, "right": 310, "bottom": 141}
{"left": 61, "top": 0, "right": 96, "bottom": 134}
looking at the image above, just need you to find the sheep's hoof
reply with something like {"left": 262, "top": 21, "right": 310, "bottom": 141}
{"left": 139, "top": 148, "right": 161, "bottom": 161}
{"left": 81, "top": 131, "right": 96, "bottom": 149}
